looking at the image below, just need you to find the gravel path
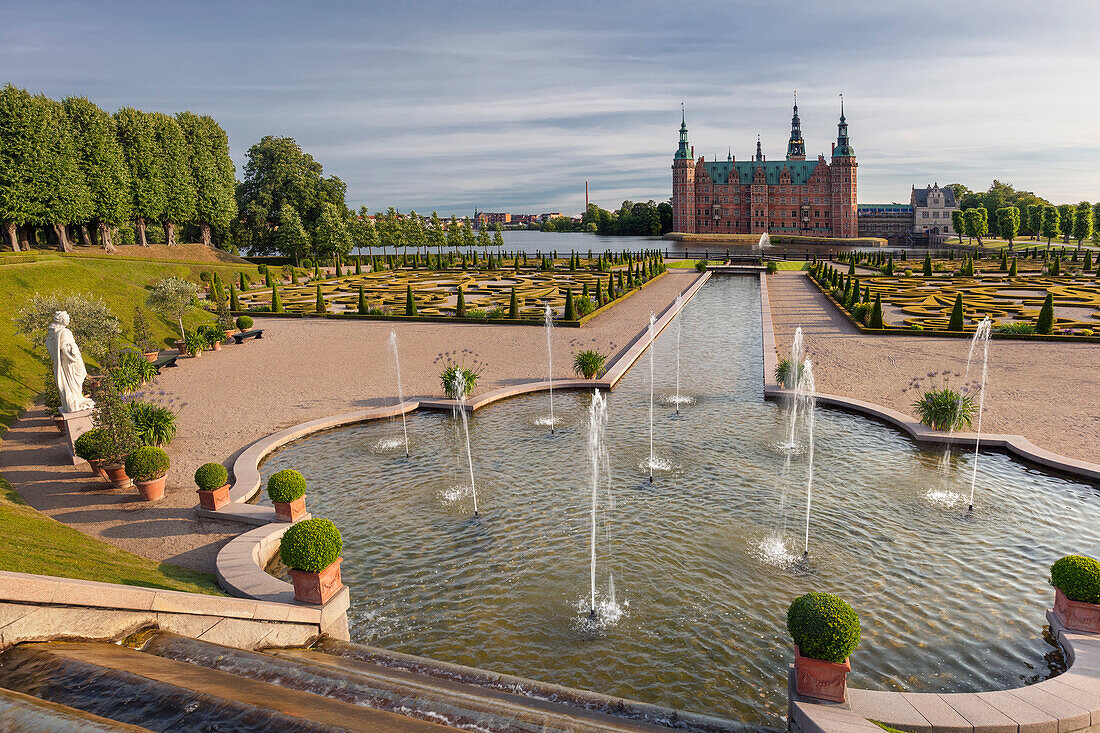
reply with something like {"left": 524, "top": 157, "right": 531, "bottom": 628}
{"left": 0, "top": 271, "right": 702, "bottom": 573}
{"left": 767, "top": 271, "right": 1100, "bottom": 462}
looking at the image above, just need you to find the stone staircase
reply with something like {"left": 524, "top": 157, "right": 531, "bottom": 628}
{"left": 0, "top": 632, "right": 756, "bottom": 732}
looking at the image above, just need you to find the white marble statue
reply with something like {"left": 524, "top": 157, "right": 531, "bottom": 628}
{"left": 45, "top": 311, "right": 95, "bottom": 413}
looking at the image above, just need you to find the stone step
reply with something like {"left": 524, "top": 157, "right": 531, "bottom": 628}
{"left": 0, "top": 640, "right": 451, "bottom": 732}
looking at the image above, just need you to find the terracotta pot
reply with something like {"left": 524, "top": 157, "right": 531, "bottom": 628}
{"left": 143, "top": 351, "right": 159, "bottom": 363}
{"left": 134, "top": 474, "right": 167, "bottom": 501}
{"left": 288, "top": 557, "right": 343, "bottom": 605}
{"left": 197, "top": 484, "right": 231, "bottom": 511}
{"left": 88, "top": 458, "right": 108, "bottom": 481}
{"left": 103, "top": 463, "right": 132, "bottom": 489}
{"left": 793, "top": 650, "right": 850, "bottom": 703}
{"left": 51, "top": 414, "right": 65, "bottom": 434}
{"left": 274, "top": 495, "right": 307, "bottom": 523}
{"left": 210, "top": 341, "right": 222, "bottom": 351}
{"left": 190, "top": 348, "right": 203, "bottom": 358}
{"left": 174, "top": 339, "right": 187, "bottom": 355}
{"left": 1054, "top": 587, "right": 1100, "bottom": 633}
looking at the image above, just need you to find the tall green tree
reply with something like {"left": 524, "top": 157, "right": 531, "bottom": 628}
{"left": 352, "top": 206, "right": 378, "bottom": 259}
{"left": 404, "top": 211, "right": 426, "bottom": 258}
{"left": 1026, "top": 205, "right": 1042, "bottom": 241}
{"left": 996, "top": 206, "right": 1020, "bottom": 248}
{"left": 313, "top": 202, "right": 352, "bottom": 262}
{"left": 950, "top": 210, "right": 965, "bottom": 241}
{"left": 151, "top": 113, "right": 196, "bottom": 246}
{"left": 273, "top": 204, "right": 311, "bottom": 265}
{"left": 1040, "top": 206, "right": 1061, "bottom": 245}
{"left": 115, "top": 108, "right": 165, "bottom": 247}
{"left": 963, "top": 208, "right": 987, "bottom": 246}
{"left": 38, "top": 95, "right": 93, "bottom": 252}
{"left": 1056, "top": 204, "right": 1076, "bottom": 245}
{"left": 1072, "top": 201, "right": 1092, "bottom": 246}
{"left": 62, "top": 97, "right": 132, "bottom": 252}
{"left": 377, "top": 207, "right": 404, "bottom": 257}
{"left": 177, "top": 113, "right": 237, "bottom": 248}
{"left": 427, "top": 211, "right": 445, "bottom": 260}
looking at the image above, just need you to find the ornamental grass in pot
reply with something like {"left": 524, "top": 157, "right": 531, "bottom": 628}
{"left": 195, "top": 462, "right": 230, "bottom": 511}
{"left": 280, "top": 517, "right": 344, "bottom": 605}
{"left": 1050, "top": 555, "right": 1100, "bottom": 633}
{"left": 74, "top": 427, "right": 110, "bottom": 480}
{"left": 787, "top": 592, "right": 861, "bottom": 703}
{"left": 268, "top": 469, "right": 307, "bottom": 522}
{"left": 125, "top": 446, "right": 170, "bottom": 501}
{"left": 183, "top": 331, "right": 206, "bottom": 358}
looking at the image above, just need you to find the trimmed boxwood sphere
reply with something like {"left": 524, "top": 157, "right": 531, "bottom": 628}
{"left": 194, "top": 462, "right": 228, "bottom": 491}
{"left": 280, "top": 518, "right": 342, "bottom": 573}
{"left": 74, "top": 428, "right": 109, "bottom": 462}
{"left": 787, "top": 592, "right": 861, "bottom": 663}
{"left": 1051, "top": 555, "right": 1100, "bottom": 604}
{"left": 267, "top": 469, "right": 306, "bottom": 503}
{"left": 235, "top": 315, "right": 253, "bottom": 330}
{"left": 124, "top": 446, "right": 170, "bottom": 482}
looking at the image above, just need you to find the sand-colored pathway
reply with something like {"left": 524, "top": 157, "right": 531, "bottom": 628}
{"left": 0, "top": 271, "right": 703, "bottom": 573}
{"left": 767, "top": 271, "right": 1100, "bottom": 462}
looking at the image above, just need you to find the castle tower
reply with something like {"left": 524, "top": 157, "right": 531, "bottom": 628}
{"left": 750, "top": 135, "right": 768, "bottom": 233}
{"left": 830, "top": 97, "right": 857, "bottom": 237}
{"left": 786, "top": 92, "right": 806, "bottom": 161}
{"left": 671, "top": 107, "right": 696, "bottom": 233}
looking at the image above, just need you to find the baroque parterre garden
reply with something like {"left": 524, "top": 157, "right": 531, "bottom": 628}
{"left": 810, "top": 246, "right": 1100, "bottom": 334}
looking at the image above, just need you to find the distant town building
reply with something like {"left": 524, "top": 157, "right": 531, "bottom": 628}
{"left": 671, "top": 96, "right": 858, "bottom": 237}
{"left": 911, "top": 184, "right": 958, "bottom": 235}
{"left": 857, "top": 204, "right": 913, "bottom": 239}
{"left": 476, "top": 212, "right": 511, "bottom": 226}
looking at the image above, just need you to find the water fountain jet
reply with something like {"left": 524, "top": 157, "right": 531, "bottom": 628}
{"left": 967, "top": 317, "right": 992, "bottom": 511}
{"left": 452, "top": 372, "right": 479, "bottom": 517}
{"left": 544, "top": 303, "right": 555, "bottom": 433}
{"left": 648, "top": 314, "right": 656, "bottom": 482}
{"left": 799, "top": 361, "right": 817, "bottom": 556}
{"left": 587, "top": 390, "right": 609, "bottom": 617}
{"left": 388, "top": 330, "right": 409, "bottom": 457}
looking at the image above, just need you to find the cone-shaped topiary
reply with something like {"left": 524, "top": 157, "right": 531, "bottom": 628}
{"left": 595, "top": 278, "right": 604, "bottom": 305}
{"left": 1036, "top": 291, "right": 1054, "bottom": 334}
{"left": 456, "top": 286, "right": 466, "bottom": 317}
{"left": 509, "top": 287, "right": 518, "bottom": 318}
{"left": 229, "top": 283, "right": 240, "bottom": 311}
{"left": 271, "top": 285, "right": 283, "bottom": 313}
{"left": 1009, "top": 258, "right": 1018, "bottom": 276}
{"left": 563, "top": 288, "right": 576, "bottom": 320}
{"left": 280, "top": 517, "right": 342, "bottom": 573}
{"left": 1050, "top": 554, "right": 1100, "bottom": 604}
{"left": 947, "top": 293, "right": 964, "bottom": 331}
{"left": 868, "top": 293, "right": 884, "bottom": 328}
{"left": 195, "top": 462, "right": 228, "bottom": 491}
{"left": 267, "top": 469, "right": 306, "bottom": 503}
{"left": 923, "top": 252, "right": 933, "bottom": 276}
{"left": 239, "top": 271, "right": 246, "bottom": 290}
{"left": 357, "top": 285, "right": 367, "bottom": 315}
{"left": 315, "top": 284, "right": 326, "bottom": 313}
{"left": 405, "top": 284, "right": 417, "bottom": 316}
{"left": 787, "top": 592, "right": 861, "bottom": 663}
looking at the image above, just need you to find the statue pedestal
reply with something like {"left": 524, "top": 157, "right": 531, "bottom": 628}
{"left": 60, "top": 409, "right": 95, "bottom": 465}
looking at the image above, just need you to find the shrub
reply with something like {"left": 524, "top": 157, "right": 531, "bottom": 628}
{"left": 572, "top": 349, "right": 607, "bottom": 379}
{"left": 92, "top": 377, "right": 139, "bottom": 464}
{"left": 1050, "top": 555, "right": 1100, "bottom": 604}
{"left": 132, "top": 306, "right": 158, "bottom": 354}
{"left": 575, "top": 296, "right": 595, "bottom": 317}
{"left": 487, "top": 306, "right": 506, "bottom": 320}
{"left": 15, "top": 292, "right": 122, "bottom": 362}
{"left": 128, "top": 400, "right": 177, "bottom": 447}
{"left": 466, "top": 308, "right": 488, "bottom": 320}
{"left": 787, "top": 592, "right": 861, "bottom": 663}
{"left": 202, "top": 325, "right": 226, "bottom": 347}
{"left": 74, "top": 427, "right": 110, "bottom": 462}
{"left": 993, "top": 322, "right": 1036, "bottom": 335}
{"left": 183, "top": 331, "right": 206, "bottom": 355}
{"left": 947, "top": 294, "right": 965, "bottom": 331}
{"left": 765, "top": 261, "right": 778, "bottom": 274}
{"left": 147, "top": 277, "right": 200, "bottom": 339}
{"left": 268, "top": 469, "right": 307, "bottom": 503}
{"left": 912, "top": 387, "right": 974, "bottom": 431}
{"left": 257, "top": 263, "right": 269, "bottom": 275}
{"left": 1036, "top": 292, "right": 1054, "bottom": 334}
{"left": 124, "top": 445, "right": 170, "bottom": 482}
{"left": 235, "top": 315, "right": 254, "bottom": 331}
{"left": 199, "top": 271, "right": 212, "bottom": 283}
{"left": 563, "top": 288, "right": 576, "bottom": 320}
{"left": 195, "top": 462, "right": 228, "bottom": 491}
{"left": 904, "top": 268, "right": 913, "bottom": 277}
{"left": 280, "top": 517, "right": 342, "bottom": 573}
{"left": 774, "top": 358, "right": 806, "bottom": 388}
{"left": 910, "top": 323, "right": 923, "bottom": 331}
{"left": 43, "top": 380, "right": 62, "bottom": 415}
{"left": 850, "top": 302, "right": 870, "bottom": 324}
{"left": 441, "top": 363, "right": 479, "bottom": 398}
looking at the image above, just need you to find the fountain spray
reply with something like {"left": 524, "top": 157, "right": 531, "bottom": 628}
{"left": 544, "top": 303, "right": 555, "bottom": 433}
{"left": 800, "top": 361, "right": 817, "bottom": 558}
{"left": 453, "top": 373, "right": 478, "bottom": 517}
{"left": 674, "top": 293, "right": 683, "bottom": 414}
{"left": 587, "top": 390, "right": 609, "bottom": 618}
{"left": 388, "top": 330, "right": 409, "bottom": 457}
{"left": 648, "top": 313, "right": 656, "bottom": 483}
{"left": 967, "top": 318, "right": 992, "bottom": 512}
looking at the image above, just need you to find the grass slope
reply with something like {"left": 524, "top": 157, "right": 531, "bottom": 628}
{"left": 0, "top": 475, "right": 223, "bottom": 594}
{"left": 0, "top": 249, "right": 259, "bottom": 436}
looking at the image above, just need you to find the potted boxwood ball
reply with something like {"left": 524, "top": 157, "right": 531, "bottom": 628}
{"left": 195, "top": 462, "right": 230, "bottom": 511}
{"left": 235, "top": 315, "right": 253, "bottom": 333}
{"left": 280, "top": 517, "right": 344, "bottom": 605}
{"left": 1050, "top": 554, "right": 1100, "bottom": 633}
{"left": 74, "top": 427, "right": 110, "bottom": 480}
{"left": 787, "top": 592, "right": 861, "bottom": 703}
{"left": 125, "top": 446, "right": 170, "bottom": 501}
{"left": 268, "top": 469, "right": 307, "bottom": 522}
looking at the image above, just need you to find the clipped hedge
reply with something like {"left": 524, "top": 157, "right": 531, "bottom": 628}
{"left": 787, "top": 592, "right": 861, "bottom": 663}
{"left": 267, "top": 469, "right": 306, "bottom": 503}
{"left": 124, "top": 446, "right": 170, "bottom": 482}
{"left": 280, "top": 517, "right": 342, "bottom": 573}
{"left": 1051, "top": 555, "right": 1100, "bottom": 604}
{"left": 194, "top": 462, "right": 228, "bottom": 491}
{"left": 74, "top": 428, "right": 110, "bottom": 462}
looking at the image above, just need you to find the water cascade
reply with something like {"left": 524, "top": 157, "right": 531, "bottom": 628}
{"left": 388, "top": 330, "right": 409, "bottom": 457}
{"left": 799, "top": 360, "right": 817, "bottom": 558}
{"left": 452, "top": 373, "right": 479, "bottom": 517}
{"left": 967, "top": 317, "right": 993, "bottom": 511}
{"left": 587, "top": 389, "right": 609, "bottom": 617}
{"left": 544, "top": 303, "right": 556, "bottom": 433}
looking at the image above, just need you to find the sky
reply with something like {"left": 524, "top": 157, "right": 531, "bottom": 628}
{"left": 3, "top": 0, "right": 1099, "bottom": 215}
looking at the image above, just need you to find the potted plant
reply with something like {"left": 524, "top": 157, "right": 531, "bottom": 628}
{"left": 235, "top": 315, "right": 254, "bottom": 333}
{"left": 572, "top": 350, "right": 607, "bottom": 380}
{"left": 440, "top": 363, "right": 480, "bottom": 399}
{"left": 132, "top": 306, "right": 159, "bottom": 362}
{"left": 1050, "top": 554, "right": 1100, "bottom": 633}
{"left": 183, "top": 331, "right": 205, "bottom": 357}
{"left": 125, "top": 446, "right": 170, "bottom": 501}
{"left": 787, "top": 592, "right": 861, "bottom": 703}
{"left": 268, "top": 469, "right": 308, "bottom": 522}
{"left": 44, "top": 381, "right": 64, "bottom": 433}
{"left": 74, "top": 427, "right": 110, "bottom": 480}
{"left": 92, "top": 376, "right": 140, "bottom": 490}
{"left": 195, "top": 462, "right": 230, "bottom": 511}
{"left": 202, "top": 325, "right": 226, "bottom": 352}
{"left": 280, "top": 517, "right": 344, "bottom": 605}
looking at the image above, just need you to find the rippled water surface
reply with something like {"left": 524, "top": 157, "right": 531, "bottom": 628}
{"left": 260, "top": 276, "right": 1099, "bottom": 727}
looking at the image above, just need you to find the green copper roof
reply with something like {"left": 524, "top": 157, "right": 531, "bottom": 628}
{"left": 702, "top": 160, "right": 821, "bottom": 186}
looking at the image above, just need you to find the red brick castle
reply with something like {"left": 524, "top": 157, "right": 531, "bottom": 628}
{"left": 671, "top": 97, "right": 857, "bottom": 237}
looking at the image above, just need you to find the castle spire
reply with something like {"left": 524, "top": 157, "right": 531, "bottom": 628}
{"left": 833, "top": 93, "right": 854, "bottom": 158}
{"left": 755, "top": 134, "right": 763, "bottom": 162}
{"left": 674, "top": 103, "right": 692, "bottom": 160}
{"left": 786, "top": 90, "right": 806, "bottom": 161}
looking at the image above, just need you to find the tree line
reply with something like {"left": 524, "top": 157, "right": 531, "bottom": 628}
{"left": 0, "top": 84, "right": 236, "bottom": 252}
{"left": 534, "top": 201, "right": 672, "bottom": 235}
{"left": 951, "top": 201, "right": 1096, "bottom": 247}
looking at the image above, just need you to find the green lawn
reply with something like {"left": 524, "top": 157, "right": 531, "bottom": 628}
{"left": 771, "top": 261, "right": 810, "bottom": 271}
{"left": 0, "top": 475, "right": 224, "bottom": 594}
{"left": 0, "top": 251, "right": 260, "bottom": 436}
{"left": 668, "top": 259, "right": 704, "bottom": 268}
